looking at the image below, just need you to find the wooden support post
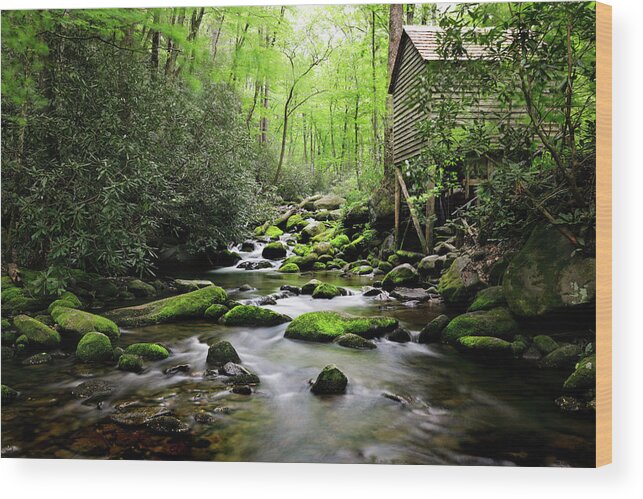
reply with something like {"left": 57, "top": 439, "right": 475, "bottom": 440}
{"left": 395, "top": 167, "right": 428, "bottom": 254}
{"left": 425, "top": 180, "right": 435, "bottom": 253}
{"left": 394, "top": 177, "right": 400, "bottom": 249}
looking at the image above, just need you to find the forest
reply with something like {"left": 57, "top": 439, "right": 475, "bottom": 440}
{"left": 1, "top": 2, "right": 598, "bottom": 466}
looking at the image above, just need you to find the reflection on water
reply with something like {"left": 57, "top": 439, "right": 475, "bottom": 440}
{"left": 1, "top": 266, "right": 595, "bottom": 466}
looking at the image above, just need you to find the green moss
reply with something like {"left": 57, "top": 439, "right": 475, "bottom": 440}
{"left": 286, "top": 214, "right": 309, "bottom": 231}
{"left": 221, "top": 305, "right": 291, "bottom": 327}
{"left": 298, "top": 252, "right": 319, "bottom": 270}
{"left": 76, "top": 332, "right": 113, "bottom": 362}
{"left": 511, "top": 334, "right": 531, "bottom": 356}
{"left": 285, "top": 311, "right": 397, "bottom": 342}
{"left": 1, "top": 318, "right": 12, "bottom": 330}
{"left": 311, "top": 364, "right": 347, "bottom": 394}
{"left": 330, "top": 234, "right": 350, "bottom": 249}
{"left": 468, "top": 286, "right": 506, "bottom": 312}
{"left": 51, "top": 306, "right": 120, "bottom": 343}
{"left": 2, "top": 384, "right": 19, "bottom": 404}
{"left": 106, "top": 285, "right": 227, "bottom": 327}
{"left": 301, "top": 279, "right": 322, "bottom": 295}
{"left": 312, "top": 283, "right": 340, "bottom": 299}
{"left": 13, "top": 314, "right": 61, "bottom": 350}
{"left": 441, "top": 308, "right": 517, "bottom": 344}
{"left": 1, "top": 286, "right": 23, "bottom": 303}
{"left": 387, "top": 254, "right": 401, "bottom": 267}
{"left": 278, "top": 263, "right": 300, "bottom": 273}
{"left": 254, "top": 223, "right": 269, "bottom": 236}
{"left": 381, "top": 264, "right": 419, "bottom": 289}
{"left": 204, "top": 304, "right": 229, "bottom": 321}
{"left": 395, "top": 250, "right": 424, "bottom": 264}
{"left": 293, "top": 244, "right": 312, "bottom": 257}
{"left": 264, "top": 225, "right": 284, "bottom": 240}
{"left": 418, "top": 314, "right": 450, "bottom": 344}
{"left": 2, "top": 287, "right": 50, "bottom": 315}
{"left": 563, "top": 354, "right": 596, "bottom": 392}
{"left": 456, "top": 336, "right": 513, "bottom": 356}
{"left": 533, "top": 335, "right": 559, "bottom": 355}
{"left": 47, "top": 291, "right": 82, "bottom": 314}
{"left": 312, "top": 261, "right": 327, "bottom": 271}
{"left": 1, "top": 276, "right": 15, "bottom": 289}
{"left": 118, "top": 353, "right": 144, "bottom": 373}
{"left": 335, "top": 333, "right": 376, "bottom": 350}
{"left": 262, "top": 242, "right": 287, "bottom": 260}
{"left": 352, "top": 265, "right": 373, "bottom": 275}
{"left": 377, "top": 261, "right": 393, "bottom": 273}
{"left": 540, "top": 344, "right": 582, "bottom": 369}
{"left": 206, "top": 340, "right": 240, "bottom": 366}
{"left": 125, "top": 343, "right": 170, "bottom": 360}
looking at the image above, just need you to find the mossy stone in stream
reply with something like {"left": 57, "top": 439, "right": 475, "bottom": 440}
{"left": 262, "top": 242, "right": 287, "bottom": 260}
{"left": 311, "top": 365, "right": 347, "bottom": 395}
{"left": 511, "top": 334, "right": 531, "bottom": 357}
{"left": 301, "top": 279, "right": 322, "bottom": 295}
{"left": 437, "top": 256, "right": 483, "bottom": 307}
{"left": 220, "top": 305, "right": 291, "bottom": 327}
{"left": 353, "top": 265, "right": 374, "bottom": 275}
{"left": 330, "top": 234, "right": 350, "bottom": 249}
{"left": 278, "top": 263, "right": 300, "bottom": 273}
{"left": 47, "top": 291, "right": 82, "bottom": 314}
{"left": 441, "top": 308, "right": 517, "bottom": 344}
{"left": 264, "top": 225, "right": 284, "bottom": 240}
{"left": 533, "top": 335, "right": 560, "bottom": 355}
{"left": 286, "top": 214, "right": 309, "bottom": 231}
{"left": 12, "top": 314, "right": 61, "bottom": 350}
{"left": 311, "top": 283, "right": 341, "bottom": 299}
{"left": 455, "top": 336, "right": 513, "bottom": 356}
{"left": 395, "top": 250, "right": 424, "bottom": 265}
{"left": 204, "top": 304, "right": 229, "bottom": 321}
{"left": 51, "top": 306, "right": 120, "bottom": 344}
{"left": 334, "top": 333, "right": 376, "bottom": 350}
{"left": 563, "top": 354, "right": 596, "bottom": 392}
{"left": 540, "top": 344, "right": 582, "bottom": 369}
{"left": 312, "top": 261, "right": 327, "bottom": 271}
{"left": 125, "top": 343, "right": 170, "bottom": 361}
{"left": 285, "top": 311, "right": 398, "bottom": 342}
{"left": 105, "top": 285, "right": 227, "bottom": 326}
{"left": 299, "top": 252, "right": 319, "bottom": 270}
{"left": 293, "top": 244, "right": 312, "bottom": 257}
{"left": 381, "top": 264, "right": 419, "bottom": 289}
{"left": 206, "top": 340, "right": 240, "bottom": 366}
{"left": 118, "top": 353, "right": 144, "bottom": 373}
{"left": 418, "top": 314, "right": 450, "bottom": 344}
{"left": 76, "top": 332, "right": 113, "bottom": 363}
{"left": 468, "top": 286, "right": 506, "bottom": 312}
{"left": 1, "top": 384, "right": 18, "bottom": 404}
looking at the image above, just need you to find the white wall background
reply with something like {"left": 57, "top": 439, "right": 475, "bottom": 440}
{"left": 1, "top": 0, "right": 640, "bottom": 497}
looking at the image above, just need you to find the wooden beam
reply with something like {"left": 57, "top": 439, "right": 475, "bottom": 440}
{"left": 425, "top": 180, "right": 435, "bottom": 252}
{"left": 395, "top": 166, "right": 428, "bottom": 253}
{"left": 394, "top": 178, "right": 401, "bottom": 249}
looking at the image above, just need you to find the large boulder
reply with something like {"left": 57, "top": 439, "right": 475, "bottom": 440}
{"left": 468, "top": 286, "right": 506, "bottom": 312}
{"left": 563, "top": 354, "right": 596, "bottom": 393}
{"left": 441, "top": 308, "right": 517, "bottom": 344}
{"left": 262, "top": 242, "right": 287, "bottom": 260}
{"left": 13, "top": 315, "right": 61, "bottom": 350}
{"left": 368, "top": 187, "right": 395, "bottom": 231}
{"left": 220, "top": 305, "right": 291, "bottom": 327}
{"left": 418, "top": 314, "right": 450, "bottom": 344}
{"left": 311, "top": 283, "right": 341, "bottom": 299}
{"left": 174, "top": 279, "right": 214, "bottom": 293}
{"left": 313, "top": 194, "right": 345, "bottom": 211}
{"left": 301, "top": 222, "right": 326, "bottom": 242}
{"left": 540, "top": 344, "right": 582, "bottom": 369}
{"left": 206, "top": 340, "right": 240, "bottom": 366}
{"left": 503, "top": 225, "right": 596, "bottom": 318}
{"left": 76, "top": 332, "right": 113, "bottom": 362}
{"left": 285, "top": 311, "right": 397, "bottom": 342}
{"left": 381, "top": 264, "right": 419, "bottom": 290}
{"left": 437, "top": 255, "right": 483, "bottom": 307}
{"left": 105, "top": 285, "right": 227, "bottom": 327}
{"left": 311, "top": 365, "right": 347, "bottom": 394}
{"left": 418, "top": 255, "right": 447, "bottom": 279}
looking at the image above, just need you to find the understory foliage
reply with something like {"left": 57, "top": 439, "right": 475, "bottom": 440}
{"left": 2, "top": 10, "right": 265, "bottom": 275}
{"left": 405, "top": 2, "right": 596, "bottom": 250}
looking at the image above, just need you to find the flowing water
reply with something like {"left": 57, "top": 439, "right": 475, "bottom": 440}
{"left": 1, "top": 238, "right": 595, "bottom": 465}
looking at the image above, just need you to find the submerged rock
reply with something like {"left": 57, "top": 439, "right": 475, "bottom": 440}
{"left": 76, "top": 332, "right": 113, "bottom": 363}
{"left": 12, "top": 315, "right": 61, "bottom": 350}
{"left": 334, "top": 333, "right": 376, "bottom": 350}
{"left": 1, "top": 384, "right": 18, "bottom": 404}
{"left": 382, "top": 264, "right": 419, "bottom": 290}
{"left": 50, "top": 307, "right": 120, "bottom": 343}
{"left": 206, "top": 340, "right": 240, "bottom": 367}
{"left": 105, "top": 285, "right": 227, "bottom": 327}
{"left": 72, "top": 379, "right": 114, "bottom": 400}
{"left": 146, "top": 415, "right": 190, "bottom": 435}
{"left": 22, "top": 352, "right": 53, "bottom": 365}
{"left": 110, "top": 405, "right": 170, "bottom": 426}
{"left": 311, "top": 365, "right": 347, "bottom": 395}
{"left": 418, "top": 314, "right": 450, "bottom": 344}
{"left": 285, "top": 311, "right": 397, "bottom": 342}
{"left": 441, "top": 308, "right": 517, "bottom": 344}
{"left": 220, "top": 305, "right": 291, "bottom": 326}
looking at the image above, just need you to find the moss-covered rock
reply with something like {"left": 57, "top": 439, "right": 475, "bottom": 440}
{"left": 118, "top": 353, "right": 144, "bottom": 373}
{"left": 503, "top": 225, "right": 596, "bottom": 318}
{"left": 334, "top": 333, "right": 376, "bottom": 350}
{"left": 2, "top": 287, "right": 50, "bottom": 315}
{"left": 437, "top": 256, "right": 483, "bottom": 307}
{"left": 46, "top": 291, "right": 82, "bottom": 314}
{"left": 352, "top": 265, "right": 373, "bottom": 275}
{"left": 278, "top": 263, "right": 300, "bottom": 273}
{"left": 313, "top": 242, "right": 333, "bottom": 256}
{"left": 301, "top": 221, "right": 327, "bottom": 242}
{"left": 312, "top": 261, "right": 327, "bottom": 271}
{"left": 285, "top": 311, "right": 397, "bottom": 342}
{"left": 204, "top": 303, "right": 229, "bottom": 321}
{"left": 125, "top": 343, "right": 170, "bottom": 360}
{"left": 293, "top": 244, "right": 312, "bottom": 257}
{"left": 468, "top": 286, "right": 506, "bottom": 312}
{"left": 264, "top": 225, "right": 284, "bottom": 240}
{"left": 540, "top": 344, "right": 582, "bottom": 369}
{"left": 286, "top": 214, "right": 309, "bottom": 232}
{"left": 299, "top": 252, "right": 319, "bottom": 270}
{"left": 262, "top": 242, "right": 287, "bottom": 260}
{"left": 310, "top": 364, "right": 347, "bottom": 394}
{"left": 533, "top": 335, "right": 560, "bottom": 355}
{"left": 377, "top": 261, "right": 393, "bottom": 274}
{"left": 381, "top": 263, "right": 419, "bottom": 290}
{"left": 105, "top": 285, "right": 227, "bottom": 327}
{"left": 206, "top": 340, "right": 240, "bottom": 366}
{"left": 13, "top": 315, "right": 61, "bottom": 350}
{"left": 418, "top": 314, "right": 450, "bottom": 344}
{"left": 387, "top": 327, "right": 411, "bottom": 343}
{"left": 395, "top": 250, "right": 424, "bottom": 265}
{"left": 126, "top": 279, "right": 156, "bottom": 298}
{"left": 314, "top": 194, "right": 345, "bottom": 211}
{"left": 455, "top": 336, "right": 513, "bottom": 356}
{"left": 312, "top": 283, "right": 341, "bottom": 299}
{"left": 563, "top": 354, "right": 596, "bottom": 392}
{"left": 418, "top": 255, "right": 447, "bottom": 279}
{"left": 51, "top": 307, "right": 120, "bottom": 343}
{"left": 301, "top": 279, "right": 322, "bottom": 295}
{"left": 174, "top": 279, "right": 214, "bottom": 293}
{"left": 2, "top": 384, "right": 19, "bottom": 404}
{"left": 220, "top": 305, "right": 291, "bottom": 327}
{"left": 441, "top": 308, "right": 517, "bottom": 344}
{"left": 76, "top": 332, "right": 113, "bottom": 362}
{"left": 330, "top": 234, "right": 350, "bottom": 249}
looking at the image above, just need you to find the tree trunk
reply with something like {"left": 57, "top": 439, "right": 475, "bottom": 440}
{"left": 384, "top": 4, "right": 404, "bottom": 183}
